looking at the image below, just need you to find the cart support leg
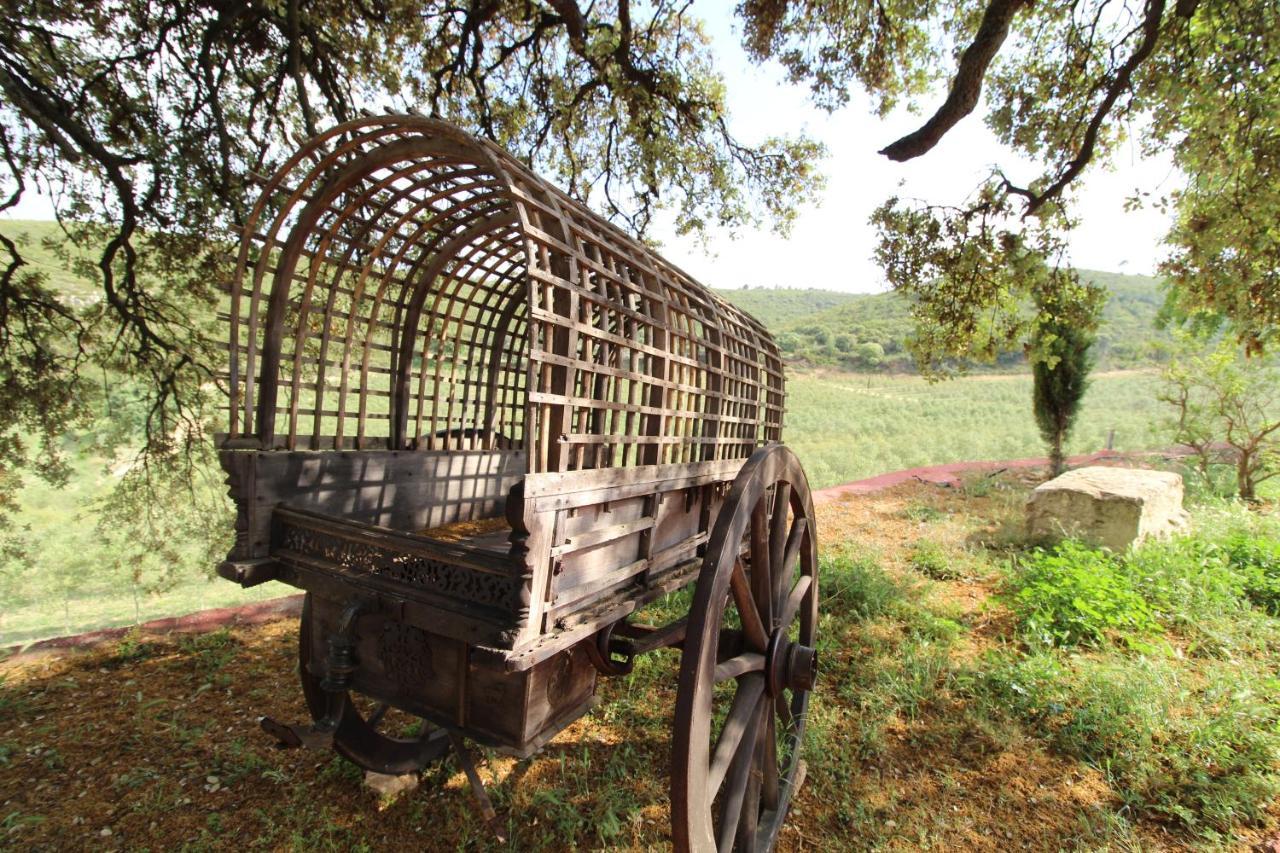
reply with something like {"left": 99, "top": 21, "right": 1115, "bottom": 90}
{"left": 448, "top": 730, "right": 508, "bottom": 843}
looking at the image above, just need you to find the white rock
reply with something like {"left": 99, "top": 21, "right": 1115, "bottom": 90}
{"left": 1026, "top": 466, "right": 1189, "bottom": 551}
{"left": 363, "top": 770, "right": 419, "bottom": 799}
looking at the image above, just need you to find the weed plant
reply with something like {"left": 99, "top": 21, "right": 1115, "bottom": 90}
{"left": 986, "top": 501, "right": 1280, "bottom": 838}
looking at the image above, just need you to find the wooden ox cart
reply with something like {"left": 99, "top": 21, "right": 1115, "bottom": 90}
{"left": 217, "top": 115, "right": 819, "bottom": 851}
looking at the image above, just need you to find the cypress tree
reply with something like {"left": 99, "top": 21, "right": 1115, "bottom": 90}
{"left": 1032, "top": 317, "right": 1095, "bottom": 477}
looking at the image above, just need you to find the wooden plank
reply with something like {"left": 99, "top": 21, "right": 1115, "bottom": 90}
{"left": 220, "top": 448, "right": 524, "bottom": 561}
{"left": 524, "top": 459, "right": 745, "bottom": 512}
{"left": 524, "top": 458, "right": 743, "bottom": 498}
{"left": 550, "top": 516, "right": 655, "bottom": 557}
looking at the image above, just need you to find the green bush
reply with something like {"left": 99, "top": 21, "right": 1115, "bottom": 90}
{"left": 1226, "top": 534, "right": 1280, "bottom": 616}
{"left": 1124, "top": 537, "right": 1246, "bottom": 627}
{"left": 1008, "top": 542, "right": 1159, "bottom": 647}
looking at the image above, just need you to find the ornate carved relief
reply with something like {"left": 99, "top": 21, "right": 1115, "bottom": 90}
{"left": 378, "top": 622, "right": 434, "bottom": 685}
{"left": 277, "top": 521, "right": 524, "bottom": 612}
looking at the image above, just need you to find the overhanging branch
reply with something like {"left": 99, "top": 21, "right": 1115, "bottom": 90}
{"left": 879, "top": 0, "right": 1031, "bottom": 162}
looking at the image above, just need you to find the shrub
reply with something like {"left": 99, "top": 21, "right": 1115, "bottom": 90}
{"left": 1124, "top": 537, "right": 1246, "bottom": 627}
{"left": 1007, "top": 542, "right": 1159, "bottom": 647}
{"left": 1225, "top": 534, "right": 1280, "bottom": 616}
{"left": 855, "top": 342, "right": 884, "bottom": 367}
{"left": 907, "top": 540, "right": 962, "bottom": 580}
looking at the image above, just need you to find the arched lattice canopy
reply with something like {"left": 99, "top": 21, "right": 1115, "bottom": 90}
{"left": 225, "top": 115, "right": 784, "bottom": 473}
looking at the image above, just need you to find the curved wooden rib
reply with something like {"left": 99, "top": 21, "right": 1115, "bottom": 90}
{"left": 225, "top": 114, "right": 785, "bottom": 470}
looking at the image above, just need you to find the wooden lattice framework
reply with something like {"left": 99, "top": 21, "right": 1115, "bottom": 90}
{"left": 224, "top": 114, "right": 784, "bottom": 471}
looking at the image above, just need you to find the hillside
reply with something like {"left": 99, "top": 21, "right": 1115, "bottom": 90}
{"left": 711, "top": 287, "right": 864, "bottom": 328}
{"left": 716, "top": 269, "right": 1170, "bottom": 371}
{"left": 0, "top": 218, "right": 101, "bottom": 301}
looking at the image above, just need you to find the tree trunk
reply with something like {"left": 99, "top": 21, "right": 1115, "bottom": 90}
{"left": 1238, "top": 451, "right": 1257, "bottom": 503}
{"left": 1050, "top": 429, "right": 1065, "bottom": 477}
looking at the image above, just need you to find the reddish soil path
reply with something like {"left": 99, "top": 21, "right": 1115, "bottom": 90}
{"left": 811, "top": 449, "right": 1144, "bottom": 502}
{"left": 4, "top": 594, "right": 303, "bottom": 660}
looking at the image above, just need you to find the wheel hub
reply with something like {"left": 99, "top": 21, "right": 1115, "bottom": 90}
{"left": 764, "top": 628, "right": 818, "bottom": 697}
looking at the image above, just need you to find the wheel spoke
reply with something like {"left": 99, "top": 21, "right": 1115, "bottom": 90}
{"left": 762, "top": 702, "right": 780, "bottom": 810}
{"left": 708, "top": 675, "right": 766, "bottom": 795}
{"left": 714, "top": 651, "right": 765, "bottom": 684}
{"left": 715, "top": 695, "right": 765, "bottom": 852}
{"left": 767, "top": 484, "right": 791, "bottom": 612}
{"left": 750, "top": 499, "right": 773, "bottom": 626}
{"left": 736, "top": 709, "right": 765, "bottom": 849}
{"left": 776, "top": 517, "right": 808, "bottom": 608}
{"left": 730, "top": 560, "right": 769, "bottom": 652}
{"left": 775, "top": 691, "right": 794, "bottom": 734}
{"left": 777, "top": 574, "right": 813, "bottom": 634}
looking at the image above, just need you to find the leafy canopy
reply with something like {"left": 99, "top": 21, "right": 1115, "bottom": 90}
{"left": 744, "top": 0, "right": 1279, "bottom": 360}
{"left": 0, "top": 0, "right": 823, "bottom": 501}
{"left": 4, "top": 0, "right": 1279, "bottom": 503}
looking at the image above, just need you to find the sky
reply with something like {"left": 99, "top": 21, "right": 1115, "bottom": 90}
{"left": 650, "top": 11, "right": 1181, "bottom": 293}
{"left": 5, "top": 7, "right": 1180, "bottom": 294}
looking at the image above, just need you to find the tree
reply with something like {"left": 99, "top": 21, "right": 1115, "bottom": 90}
{"left": 0, "top": 0, "right": 822, "bottom": 513}
{"left": 7, "top": 0, "right": 1280, "bottom": 503}
{"left": 776, "top": 332, "right": 802, "bottom": 354}
{"left": 1159, "top": 338, "right": 1280, "bottom": 502}
{"left": 854, "top": 342, "right": 884, "bottom": 367}
{"left": 1032, "top": 288, "right": 1101, "bottom": 477}
{"left": 740, "top": 0, "right": 1280, "bottom": 364}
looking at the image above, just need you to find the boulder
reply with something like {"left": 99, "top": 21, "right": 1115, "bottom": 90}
{"left": 1026, "top": 466, "right": 1189, "bottom": 551}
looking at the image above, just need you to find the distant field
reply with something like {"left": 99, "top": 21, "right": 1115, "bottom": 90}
{"left": 0, "top": 452, "right": 276, "bottom": 646}
{"left": 786, "top": 369, "right": 1164, "bottom": 489}
{"left": 0, "top": 368, "right": 1168, "bottom": 646}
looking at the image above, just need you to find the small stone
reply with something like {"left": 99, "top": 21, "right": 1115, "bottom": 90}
{"left": 99, "top": 828, "right": 112, "bottom": 837}
{"left": 363, "top": 770, "right": 419, "bottom": 799}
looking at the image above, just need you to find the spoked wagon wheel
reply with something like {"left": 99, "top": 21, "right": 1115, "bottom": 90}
{"left": 672, "top": 445, "right": 819, "bottom": 853}
{"left": 298, "top": 593, "right": 450, "bottom": 775}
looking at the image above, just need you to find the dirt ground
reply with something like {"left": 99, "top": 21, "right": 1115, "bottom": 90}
{"left": 1, "top": 475, "right": 1276, "bottom": 851}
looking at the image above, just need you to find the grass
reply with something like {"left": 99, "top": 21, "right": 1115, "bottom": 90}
{"left": 1, "top": 474, "right": 1278, "bottom": 849}
{"left": 0, "top": 219, "right": 102, "bottom": 303}
{"left": 0, "top": 451, "right": 277, "bottom": 646}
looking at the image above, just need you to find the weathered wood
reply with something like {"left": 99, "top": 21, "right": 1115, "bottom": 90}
{"left": 216, "top": 116, "right": 816, "bottom": 848}
{"left": 224, "top": 114, "right": 782, "bottom": 471}
{"left": 672, "top": 444, "right": 819, "bottom": 852}
{"left": 221, "top": 448, "right": 524, "bottom": 562}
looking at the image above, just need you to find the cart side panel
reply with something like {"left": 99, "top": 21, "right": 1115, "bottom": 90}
{"left": 306, "top": 595, "right": 596, "bottom": 754}
{"left": 515, "top": 459, "right": 743, "bottom": 639}
{"left": 307, "top": 598, "right": 467, "bottom": 720}
{"left": 221, "top": 448, "right": 524, "bottom": 565}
